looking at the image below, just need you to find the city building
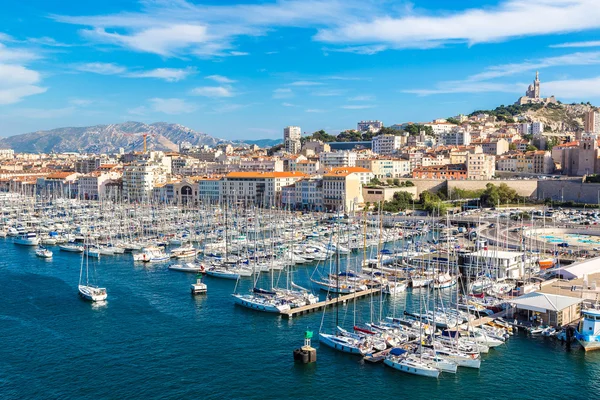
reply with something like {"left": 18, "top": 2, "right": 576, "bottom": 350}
{"left": 197, "top": 177, "right": 221, "bottom": 203}
{"left": 122, "top": 161, "right": 169, "bottom": 201}
{"left": 466, "top": 152, "right": 496, "bottom": 180}
{"left": 319, "top": 151, "right": 357, "bottom": 168}
{"left": 283, "top": 126, "right": 302, "bottom": 154}
{"left": 584, "top": 111, "right": 600, "bottom": 134}
{"left": 412, "top": 164, "right": 467, "bottom": 180}
{"left": 220, "top": 171, "right": 306, "bottom": 206}
{"left": 372, "top": 134, "right": 404, "bottom": 155}
{"left": 440, "top": 129, "right": 471, "bottom": 146}
{"left": 357, "top": 120, "right": 383, "bottom": 133}
{"left": 554, "top": 134, "right": 600, "bottom": 176}
{"left": 322, "top": 167, "right": 373, "bottom": 211}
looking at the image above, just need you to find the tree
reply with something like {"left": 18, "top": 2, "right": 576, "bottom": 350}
{"left": 403, "top": 180, "right": 415, "bottom": 187}
{"left": 526, "top": 144, "right": 538, "bottom": 152}
{"left": 546, "top": 137, "right": 559, "bottom": 151}
{"left": 393, "top": 178, "right": 400, "bottom": 186}
{"left": 446, "top": 117, "right": 460, "bottom": 125}
{"left": 369, "top": 177, "right": 383, "bottom": 186}
{"left": 509, "top": 143, "right": 517, "bottom": 151}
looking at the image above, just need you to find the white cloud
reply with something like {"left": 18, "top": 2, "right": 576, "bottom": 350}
{"left": 212, "top": 103, "right": 248, "bottom": 113}
{"left": 290, "top": 80, "right": 322, "bottom": 86}
{"left": 316, "top": 0, "right": 600, "bottom": 50}
{"left": 75, "top": 62, "right": 126, "bottom": 75}
{"left": 69, "top": 98, "right": 93, "bottom": 106}
{"left": 0, "top": 43, "right": 40, "bottom": 63}
{"left": 206, "top": 74, "right": 236, "bottom": 83}
{"left": 312, "top": 89, "right": 345, "bottom": 96}
{"left": 468, "top": 51, "right": 600, "bottom": 81}
{"left": 53, "top": 0, "right": 355, "bottom": 57}
{"left": 403, "top": 81, "right": 524, "bottom": 96}
{"left": 81, "top": 24, "right": 210, "bottom": 57}
{"left": 348, "top": 95, "right": 374, "bottom": 101}
{"left": 191, "top": 86, "right": 233, "bottom": 97}
{"left": 128, "top": 67, "right": 195, "bottom": 82}
{"left": 149, "top": 98, "right": 197, "bottom": 114}
{"left": 273, "top": 88, "right": 293, "bottom": 99}
{"left": 282, "top": 102, "right": 295, "bottom": 107}
{"left": 26, "top": 37, "right": 71, "bottom": 47}
{"left": 405, "top": 50, "right": 600, "bottom": 96}
{"left": 341, "top": 104, "right": 374, "bottom": 109}
{"left": 127, "top": 106, "right": 148, "bottom": 116}
{"left": 544, "top": 76, "right": 600, "bottom": 98}
{"left": 306, "top": 108, "right": 326, "bottom": 113}
{"left": 0, "top": 64, "right": 46, "bottom": 105}
{"left": 550, "top": 40, "right": 600, "bottom": 48}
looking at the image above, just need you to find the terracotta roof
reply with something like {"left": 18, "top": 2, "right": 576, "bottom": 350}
{"left": 46, "top": 172, "right": 76, "bottom": 179}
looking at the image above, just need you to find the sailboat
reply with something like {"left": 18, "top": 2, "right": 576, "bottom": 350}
{"left": 78, "top": 236, "right": 107, "bottom": 302}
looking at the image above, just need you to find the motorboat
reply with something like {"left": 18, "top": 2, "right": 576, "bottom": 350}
{"left": 59, "top": 243, "right": 84, "bottom": 253}
{"left": 168, "top": 262, "right": 205, "bottom": 273}
{"left": 35, "top": 247, "right": 53, "bottom": 258}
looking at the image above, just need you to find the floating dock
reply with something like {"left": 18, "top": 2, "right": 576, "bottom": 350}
{"left": 281, "top": 288, "right": 381, "bottom": 319}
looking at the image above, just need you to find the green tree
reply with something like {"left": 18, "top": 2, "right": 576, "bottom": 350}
{"left": 526, "top": 144, "right": 538, "bottom": 152}
{"left": 446, "top": 117, "right": 460, "bottom": 125}
{"left": 393, "top": 178, "right": 400, "bottom": 186}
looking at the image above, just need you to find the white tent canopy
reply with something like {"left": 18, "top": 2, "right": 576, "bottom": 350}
{"left": 510, "top": 292, "right": 582, "bottom": 313}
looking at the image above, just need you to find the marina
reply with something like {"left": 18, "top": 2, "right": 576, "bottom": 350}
{"left": 2, "top": 193, "right": 600, "bottom": 397}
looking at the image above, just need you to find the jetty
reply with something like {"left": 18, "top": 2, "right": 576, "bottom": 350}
{"left": 281, "top": 288, "right": 381, "bottom": 319}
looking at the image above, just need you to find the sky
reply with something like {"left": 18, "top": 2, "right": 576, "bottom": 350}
{"left": 2, "top": 0, "right": 600, "bottom": 140}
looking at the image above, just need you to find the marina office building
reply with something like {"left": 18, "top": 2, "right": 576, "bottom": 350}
{"left": 460, "top": 250, "right": 531, "bottom": 280}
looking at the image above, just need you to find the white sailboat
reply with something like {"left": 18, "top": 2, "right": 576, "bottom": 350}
{"left": 35, "top": 246, "right": 53, "bottom": 258}
{"left": 78, "top": 236, "right": 107, "bottom": 302}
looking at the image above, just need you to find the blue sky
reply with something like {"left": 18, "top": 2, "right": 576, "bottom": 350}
{"left": 2, "top": 0, "right": 600, "bottom": 140}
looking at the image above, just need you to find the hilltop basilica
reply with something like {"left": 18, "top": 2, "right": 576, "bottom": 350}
{"left": 516, "top": 72, "right": 557, "bottom": 105}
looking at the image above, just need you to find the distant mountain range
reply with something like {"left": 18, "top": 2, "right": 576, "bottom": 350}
{"left": 0, "top": 122, "right": 233, "bottom": 154}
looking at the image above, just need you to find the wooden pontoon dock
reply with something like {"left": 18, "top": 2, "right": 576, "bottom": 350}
{"left": 280, "top": 288, "right": 381, "bottom": 319}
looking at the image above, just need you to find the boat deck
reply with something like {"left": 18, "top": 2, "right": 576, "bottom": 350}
{"left": 280, "top": 288, "right": 381, "bottom": 319}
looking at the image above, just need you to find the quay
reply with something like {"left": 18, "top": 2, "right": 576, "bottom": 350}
{"left": 281, "top": 288, "right": 381, "bottom": 319}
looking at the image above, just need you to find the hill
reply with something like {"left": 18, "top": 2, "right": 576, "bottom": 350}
{"left": 0, "top": 122, "right": 227, "bottom": 153}
{"left": 469, "top": 102, "right": 597, "bottom": 132}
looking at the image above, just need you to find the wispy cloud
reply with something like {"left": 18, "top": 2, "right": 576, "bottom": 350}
{"left": 403, "top": 81, "right": 524, "bottom": 96}
{"left": 341, "top": 104, "right": 374, "bottom": 109}
{"left": 0, "top": 42, "right": 40, "bottom": 63}
{"left": 312, "top": 89, "right": 346, "bottom": 97}
{"left": 550, "top": 40, "right": 600, "bottom": 48}
{"left": 191, "top": 86, "right": 233, "bottom": 97}
{"left": 290, "top": 80, "right": 322, "bottom": 86}
{"left": 348, "top": 95, "right": 374, "bottom": 101}
{"left": 75, "top": 63, "right": 194, "bottom": 82}
{"left": 306, "top": 108, "right": 326, "bottom": 113}
{"left": 128, "top": 67, "right": 195, "bottom": 82}
{"left": 282, "top": 102, "right": 295, "bottom": 107}
{"left": 149, "top": 98, "right": 198, "bottom": 114}
{"left": 316, "top": 0, "right": 600, "bottom": 51}
{"left": 273, "top": 88, "right": 293, "bottom": 99}
{"left": 544, "top": 76, "right": 600, "bottom": 98}
{"left": 75, "top": 62, "right": 126, "bottom": 75}
{"left": 52, "top": 0, "right": 359, "bottom": 57}
{"left": 206, "top": 74, "right": 236, "bottom": 83}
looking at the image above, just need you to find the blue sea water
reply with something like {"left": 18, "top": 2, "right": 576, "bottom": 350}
{"left": 1, "top": 239, "right": 600, "bottom": 399}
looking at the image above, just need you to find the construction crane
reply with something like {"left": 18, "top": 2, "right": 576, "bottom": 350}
{"left": 143, "top": 133, "right": 148, "bottom": 153}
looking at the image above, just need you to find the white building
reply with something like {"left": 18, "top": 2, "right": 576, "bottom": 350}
{"left": 197, "top": 178, "right": 221, "bottom": 203}
{"left": 123, "top": 161, "right": 168, "bottom": 201}
{"left": 518, "top": 122, "right": 544, "bottom": 135}
{"left": 357, "top": 120, "right": 383, "bottom": 133}
{"left": 440, "top": 129, "right": 471, "bottom": 146}
{"left": 78, "top": 171, "right": 121, "bottom": 200}
{"left": 221, "top": 171, "right": 306, "bottom": 206}
{"left": 372, "top": 134, "right": 403, "bottom": 155}
{"left": 284, "top": 126, "right": 302, "bottom": 154}
{"left": 424, "top": 122, "right": 455, "bottom": 135}
{"left": 319, "top": 151, "right": 357, "bottom": 168}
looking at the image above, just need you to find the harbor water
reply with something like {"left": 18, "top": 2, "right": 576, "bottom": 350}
{"left": 1, "top": 239, "right": 600, "bottom": 399}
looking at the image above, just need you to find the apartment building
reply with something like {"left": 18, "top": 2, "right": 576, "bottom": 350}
{"left": 319, "top": 151, "right": 357, "bottom": 168}
{"left": 372, "top": 134, "right": 404, "bottom": 155}
{"left": 466, "top": 152, "right": 496, "bottom": 180}
{"left": 322, "top": 167, "right": 373, "bottom": 211}
{"left": 220, "top": 171, "right": 306, "bottom": 206}
{"left": 122, "top": 161, "right": 169, "bottom": 201}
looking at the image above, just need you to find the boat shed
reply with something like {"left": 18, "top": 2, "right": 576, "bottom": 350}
{"left": 509, "top": 292, "right": 583, "bottom": 327}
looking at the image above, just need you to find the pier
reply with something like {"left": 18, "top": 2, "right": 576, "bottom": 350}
{"left": 281, "top": 288, "right": 381, "bottom": 319}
